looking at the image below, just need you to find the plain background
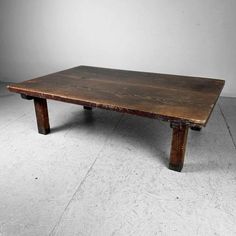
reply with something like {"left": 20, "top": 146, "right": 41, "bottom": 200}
{"left": 0, "top": 0, "right": 235, "bottom": 97}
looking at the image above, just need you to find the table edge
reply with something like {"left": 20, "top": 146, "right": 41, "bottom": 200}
{"left": 7, "top": 85, "right": 209, "bottom": 127}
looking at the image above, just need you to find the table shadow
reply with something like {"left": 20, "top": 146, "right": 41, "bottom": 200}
{"left": 51, "top": 108, "right": 170, "bottom": 167}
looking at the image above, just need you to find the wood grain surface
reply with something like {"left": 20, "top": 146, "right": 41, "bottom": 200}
{"left": 7, "top": 66, "right": 225, "bottom": 126}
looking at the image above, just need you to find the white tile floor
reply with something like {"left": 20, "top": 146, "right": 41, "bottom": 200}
{"left": 0, "top": 82, "right": 236, "bottom": 236}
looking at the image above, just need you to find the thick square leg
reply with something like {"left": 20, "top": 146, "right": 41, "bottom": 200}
{"left": 34, "top": 98, "right": 50, "bottom": 135}
{"left": 84, "top": 106, "right": 92, "bottom": 110}
{"left": 169, "top": 123, "right": 189, "bottom": 172}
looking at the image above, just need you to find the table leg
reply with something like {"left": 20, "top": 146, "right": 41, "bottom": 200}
{"left": 169, "top": 123, "right": 189, "bottom": 172}
{"left": 84, "top": 106, "right": 92, "bottom": 110}
{"left": 34, "top": 98, "right": 50, "bottom": 135}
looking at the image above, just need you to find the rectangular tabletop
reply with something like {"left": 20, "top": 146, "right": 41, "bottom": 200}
{"left": 7, "top": 66, "right": 225, "bottom": 126}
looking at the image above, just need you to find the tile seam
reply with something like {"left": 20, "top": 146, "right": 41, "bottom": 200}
{"left": 218, "top": 102, "right": 236, "bottom": 150}
{"left": 48, "top": 113, "right": 124, "bottom": 235}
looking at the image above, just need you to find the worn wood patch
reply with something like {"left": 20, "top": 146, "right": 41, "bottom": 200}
{"left": 7, "top": 66, "right": 224, "bottom": 126}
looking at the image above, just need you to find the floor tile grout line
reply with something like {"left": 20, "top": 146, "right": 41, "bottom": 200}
{"left": 0, "top": 113, "right": 27, "bottom": 131}
{"left": 48, "top": 114, "right": 124, "bottom": 236}
{"left": 218, "top": 103, "right": 236, "bottom": 150}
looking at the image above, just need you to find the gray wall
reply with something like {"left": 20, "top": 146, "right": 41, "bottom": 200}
{"left": 0, "top": 0, "right": 235, "bottom": 96}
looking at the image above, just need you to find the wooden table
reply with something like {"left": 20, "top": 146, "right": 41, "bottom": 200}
{"left": 7, "top": 66, "right": 225, "bottom": 172}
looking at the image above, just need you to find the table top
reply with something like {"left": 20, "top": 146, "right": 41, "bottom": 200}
{"left": 8, "top": 66, "right": 225, "bottom": 126}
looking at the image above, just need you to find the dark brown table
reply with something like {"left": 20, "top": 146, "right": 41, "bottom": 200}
{"left": 7, "top": 66, "right": 225, "bottom": 172}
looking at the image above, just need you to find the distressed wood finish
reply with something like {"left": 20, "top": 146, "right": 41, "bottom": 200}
{"left": 7, "top": 66, "right": 224, "bottom": 127}
{"left": 169, "top": 124, "right": 189, "bottom": 172}
{"left": 7, "top": 66, "right": 225, "bottom": 171}
{"left": 34, "top": 98, "right": 50, "bottom": 135}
